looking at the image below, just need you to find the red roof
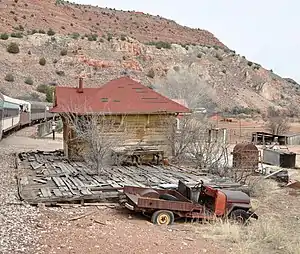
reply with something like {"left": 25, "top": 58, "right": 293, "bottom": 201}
{"left": 50, "top": 77, "right": 190, "bottom": 115}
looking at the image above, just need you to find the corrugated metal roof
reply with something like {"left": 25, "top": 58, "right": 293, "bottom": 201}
{"left": 50, "top": 77, "right": 190, "bottom": 114}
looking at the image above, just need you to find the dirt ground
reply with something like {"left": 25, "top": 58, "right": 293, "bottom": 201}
{"left": 0, "top": 126, "right": 299, "bottom": 254}
{"left": 214, "top": 118, "right": 300, "bottom": 144}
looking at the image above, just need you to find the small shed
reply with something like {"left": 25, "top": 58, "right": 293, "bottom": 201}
{"left": 262, "top": 149, "right": 296, "bottom": 168}
{"left": 232, "top": 143, "right": 259, "bottom": 170}
{"left": 252, "top": 132, "right": 300, "bottom": 145}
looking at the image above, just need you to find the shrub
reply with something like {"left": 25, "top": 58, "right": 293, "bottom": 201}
{"left": 36, "top": 84, "right": 48, "bottom": 93}
{"left": 197, "top": 53, "right": 202, "bottom": 58}
{"left": 7, "top": 42, "right": 20, "bottom": 54}
{"left": 247, "top": 61, "right": 253, "bottom": 67}
{"left": 17, "top": 24, "right": 24, "bottom": 31}
{"left": 229, "top": 106, "right": 260, "bottom": 115}
{"left": 146, "top": 41, "right": 171, "bottom": 49}
{"left": 70, "top": 32, "right": 80, "bottom": 39}
{"left": 215, "top": 53, "right": 223, "bottom": 61}
{"left": 45, "top": 86, "right": 55, "bottom": 102}
{"left": 5, "top": 73, "right": 14, "bottom": 82}
{"left": 55, "top": 119, "right": 63, "bottom": 133}
{"left": 24, "top": 77, "right": 34, "bottom": 85}
{"left": 39, "top": 57, "right": 46, "bottom": 66}
{"left": 10, "top": 32, "right": 23, "bottom": 38}
{"left": 60, "top": 48, "right": 68, "bottom": 56}
{"left": 87, "top": 34, "right": 98, "bottom": 41}
{"left": 55, "top": 70, "right": 65, "bottom": 76}
{"left": 107, "top": 33, "right": 113, "bottom": 41}
{"left": 38, "top": 29, "right": 46, "bottom": 34}
{"left": 146, "top": 69, "right": 155, "bottom": 78}
{"left": 37, "top": 84, "right": 56, "bottom": 102}
{"left": 30, "top": 92, "right": 40, "bottom": 101}
{"left": 0, "top": 33, "right": 9, "bottom": 40}
{"left": 31, "top": 29, "right": 37, "bottom": 34}
{"left": 47, "top": 28, "right": 55, "bottom": 36}
{"left": 253, "top": 64, "right": 261, "bottom": 70}
{"left": 120, "top": 34, "right": 126, "bottom": 41}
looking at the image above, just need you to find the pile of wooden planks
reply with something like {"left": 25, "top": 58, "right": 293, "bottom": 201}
{"left": 17, "top": 150, "right": 244, "bottom": 206}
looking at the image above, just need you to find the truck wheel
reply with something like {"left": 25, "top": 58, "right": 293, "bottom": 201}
{"left": 229, "top": 209, "right": 249, "bottom": 224}
{"left": 151, "top": 210, "right": 175, "bottom": 225}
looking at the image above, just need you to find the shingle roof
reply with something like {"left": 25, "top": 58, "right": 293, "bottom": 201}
{"left": 50, "top": 77, "right": 190, "bottom": 114}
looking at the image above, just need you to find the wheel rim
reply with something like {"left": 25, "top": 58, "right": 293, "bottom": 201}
{"left": 235, "top": 215, "right": 244, "bottom": 224}
{"left": 157, "top": 213, "right": 170, "bottom": 225}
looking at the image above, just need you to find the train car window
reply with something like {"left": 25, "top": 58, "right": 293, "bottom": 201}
{"left": 3, "top": 108, "right": 19, "bottom": 118}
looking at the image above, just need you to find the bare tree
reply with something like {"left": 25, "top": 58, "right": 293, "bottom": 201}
{"left": 156, "top": 66, "right": 216, "bottom": 109}
{"left": 265, "top": 106, "right": 290, "bottom": 135}
{"left": 164, "top": 113, "right": 229, "bottom": 171}
{"left": 63, "top": 112, "right": 128, "bottom": 175}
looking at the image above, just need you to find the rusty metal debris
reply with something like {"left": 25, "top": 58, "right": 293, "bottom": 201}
{"left": 286, "top": 179, "right": 300, "bottom": 189}
{"left": 232, "top": 143, "right": 259, "bottom": 170}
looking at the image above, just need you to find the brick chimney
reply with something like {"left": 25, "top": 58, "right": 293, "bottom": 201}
{"left": 77, "top": 77, "right": 83, "bottom": 93}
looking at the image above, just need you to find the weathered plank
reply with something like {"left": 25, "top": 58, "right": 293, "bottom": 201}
{"left": 33, "top": 178, "right": 47, "bottom": 184}
{"left": 52, "top": 176, "right": 65, "bottom": 187}
{"left": 40, "top": 187, "right": 52, "bottom": 198}
{"left": 53, "top": 189, "right": 63, "bottom": 197}
{"left": 30, "top": 162, "right": 43, "bottom": 170}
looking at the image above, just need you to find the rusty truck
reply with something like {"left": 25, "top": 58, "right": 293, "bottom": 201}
{"left": 120, "top": 180, "right": 258, "bottom": 225}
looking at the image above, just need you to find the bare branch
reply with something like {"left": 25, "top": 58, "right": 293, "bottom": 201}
{"left": 162, "top": 113, "right": 229, "bottom": 172}
{"left": 265, "top": 106, "right": 290, "bottom": 135}
{"left": 156, "top": 66, "right": 216, "bottom": 110}
{"left": 61, "top": 101, "right": 129, "bottom": 175}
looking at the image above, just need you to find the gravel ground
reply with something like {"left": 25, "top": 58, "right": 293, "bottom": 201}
{"left": 0, "top": 127, "right": 223, "bottom": 254}
{"left": 1, "top": 126, "right": 299, "bottom": 254}
{"left": 0, "top": 127, "right": 62, "bottom": 254}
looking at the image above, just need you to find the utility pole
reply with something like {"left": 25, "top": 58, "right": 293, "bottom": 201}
{"left": 239, "top": 118, "right": 242, "bottom": 138}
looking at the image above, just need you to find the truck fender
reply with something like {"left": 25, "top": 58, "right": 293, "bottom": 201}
{"left": 227, "top": 203, "right": 251, "bottom": 215}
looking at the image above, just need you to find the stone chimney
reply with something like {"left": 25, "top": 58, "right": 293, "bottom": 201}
{"left": 77, "top": 77, "right": 83, "bottom": 93}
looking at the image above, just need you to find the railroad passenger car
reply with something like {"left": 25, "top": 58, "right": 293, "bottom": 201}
{"left": 0, "top": 91, "right": 57, "bottom": 140}
{"left": 29, "top": 101, "right": 53, "bottom": 123}
{"left": 2, "top": 95, "right": 22, "bottom": 133}
{"left": 0, "top": 93, "right": 3, "bottom": 139}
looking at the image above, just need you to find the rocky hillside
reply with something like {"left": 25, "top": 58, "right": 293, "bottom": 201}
{"left": 0, "top": 0, "right": 299, "bottom": 114}
{"left": 0, "top": 0, "right": 224, "bottom": 47}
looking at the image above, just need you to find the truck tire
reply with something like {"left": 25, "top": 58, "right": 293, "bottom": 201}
{"left": 229, "top": 209, "right": 249, "bottom": 224}
{"left": 159, "top": 193, "right": 179, "bottom": 201}
{"left": 151, "top": 210, "right": 175, "bottom": 225}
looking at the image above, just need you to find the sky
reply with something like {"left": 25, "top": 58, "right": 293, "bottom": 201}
{"left": 74, "top": 0, "right": 300, "bottom": 83}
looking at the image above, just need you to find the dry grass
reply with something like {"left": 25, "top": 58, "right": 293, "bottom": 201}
{"left": 199, "top": 217, "right": 300, "bottom": 254}
{"left": 190, "top": 177, "right": 300, "bottom": 254}
{"left": 247, "top": 178, "right": 279, "bottom": 198}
